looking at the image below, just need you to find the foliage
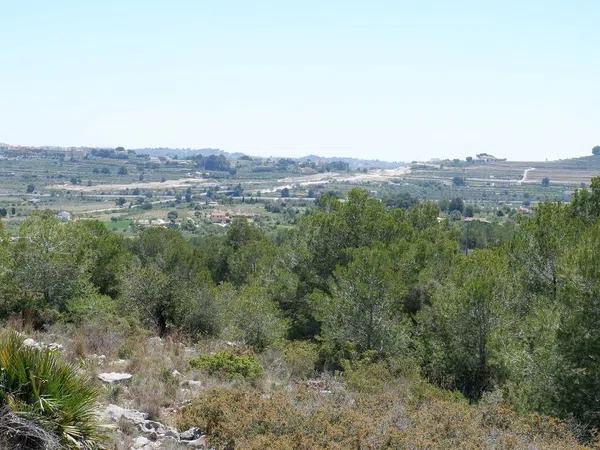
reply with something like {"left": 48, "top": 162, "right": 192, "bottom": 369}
{"left": 65, "top": 293, "right": 124, "bottom": 327}
{"left": 189, "top": 351, "right": 263, "bottom": 380}
{"left": 176, "top": 371, "right": 585, "bottom": 450}
{"left": 12, "top": 212, "right": 95, "bottom": 311}
{"left": 216, "top": 283, "right": 288, "bottom": 350}
{"left": 314, "top": 245, "right": 412, "bottom": 360}
{"left": 0, "top": 331, "right": 104, "bottom": 449}
{"left": 419, "top": 250, "right": 519, "bottom": 400}
{"left": 6, "top": 184, "right": 600, "bottom": 438}
{"left": 280, "top": 341, "right": 318, "bottom": 379}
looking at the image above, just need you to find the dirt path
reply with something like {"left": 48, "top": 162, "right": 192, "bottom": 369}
{"left": 259, "top": 166, "right": 411, "bottom": 193}
{"left": 47, "top": 178, "right": 216, "bottom": 192}
{"left": 519, "top": 167, "right": 536, "bottom": 184}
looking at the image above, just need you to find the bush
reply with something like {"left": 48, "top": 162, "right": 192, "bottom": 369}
{"left": 189, "top": 351, "right": 263, "bottom": 380}
{"left": 66, "top": 294, "right": 123, "bottom": 326}
{"left": 281, "top": 341, "right": 318, "bottom": 379}
{"left": 0, "top": 331, "right": 104, "bottom": 449}
{"left": 176, "top": 377, "right": 585, "bottom": 450}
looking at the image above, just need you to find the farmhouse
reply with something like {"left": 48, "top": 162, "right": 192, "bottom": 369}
{"left": 56, "top": 210, "right": 72, "bottom": 222}
{"left": 210, "top": 210, "right": 230, "bottom": 224}
{"left": 476, "top": 153, "right": 506, "bottom": 162}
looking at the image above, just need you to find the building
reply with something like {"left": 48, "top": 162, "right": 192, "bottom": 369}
{"left": 57, "top": 210, "right": 72, "bottom": 222}
{"left": 475, "top": 153, "right": 506, "bottom": 162}
{"left": 210, "top": 211, "right": 230, "bottom": 224}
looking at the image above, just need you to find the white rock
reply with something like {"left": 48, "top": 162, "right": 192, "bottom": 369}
{"left": 98, "top": 372, "right": 133, "bottom": 383}
{"left": 186, "top": 435, "right": 208, "bottom": 448}
{"left": 183, "top": 380, "right": 202, "bottom": 389}
{"left": 104, "top": 404, "right": 148, "bottom": 425}
{"left": 111, "top": 359, "right": 130, "bottom": 365}
{"left": 48, "top": 342, "right": 64, "bottom": 351}
{"left": 132, "top": 436, "right": 155, "bottom": 449}
{"left": 171, "top": 369, "right": 182, "bottom": 377}
{"left": 179, "top": 427, "right": 202, "bottom": 441}
{"left": 139, "top": 420, "right": 179, "bottom": 437}
{"left": 23, "top": 338, "right": 41, "bottom": 348}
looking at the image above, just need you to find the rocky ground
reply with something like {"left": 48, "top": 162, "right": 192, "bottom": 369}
{"left": 22, "top": 333, "right": 212, "bottom": 449}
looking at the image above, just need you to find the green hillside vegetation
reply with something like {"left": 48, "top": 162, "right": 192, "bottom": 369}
{"left": 4, "top": 178, "right": 600, "bottom": 447}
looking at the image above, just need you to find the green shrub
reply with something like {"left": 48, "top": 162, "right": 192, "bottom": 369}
{"left": 190, "top": 351, "right": 263, "bottom": 380}
{"left": 0, "top": 331, "right": 104, "bottom": 449}
{"left": 66, "top": 293, "right": 123, "bottom": 326}
{"left": 281, "top": 341, "right": 318, "bottom": 379}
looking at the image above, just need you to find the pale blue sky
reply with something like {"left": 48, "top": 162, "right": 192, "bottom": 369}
{"left": 1, "top": 1, "right": 598, "bottom": 161}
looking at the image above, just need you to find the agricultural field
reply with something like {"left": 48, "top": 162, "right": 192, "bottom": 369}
{"left": 2, "top": 145, "right": 599, "bottom": 236}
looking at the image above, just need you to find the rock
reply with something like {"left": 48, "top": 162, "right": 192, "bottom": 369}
{"left": 111, "top": 359, "right": 130, "bottom": 366}
{"left": 179, "top": 427, "right": 203, "bottom": 441}
{"left": 186, "top": 435, "right": 208, "bottom": 448}
{"left": 22, "top": 338, "right": 64, "bottom": 351}
{"left": 22, "top": 338, "right": 39, "bottom": 348}
{"left": 98, "top": 372, "right": 133, "bottom": 383}
{"left": 139, "top": 420, "right": 179, "bottom": 438}
{"left": 183, "top": 380, "right": 202, "bottom": 390}
{"left": 132, "top": 436, "right": 158, "bottom": 449}
{"left": 171, "top": 369, "right": 182, "bottom": 377}
{"left": 104, "top": 404, "right": 148, "bottom": 425}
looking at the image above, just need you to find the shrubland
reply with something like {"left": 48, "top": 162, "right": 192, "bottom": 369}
{"left": 3, "top": 180, "right": 600, "bottom": 447}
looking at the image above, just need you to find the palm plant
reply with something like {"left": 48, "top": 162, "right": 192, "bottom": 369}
{"left": 0, "top": 331, "right": 104, "bottom": 449}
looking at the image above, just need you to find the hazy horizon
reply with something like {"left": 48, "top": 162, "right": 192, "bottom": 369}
{"left": 1, "top": 139, "right": 596, "bottom": 164}
{"left": 2, "top": 1, "right": 598, "bottom": 162}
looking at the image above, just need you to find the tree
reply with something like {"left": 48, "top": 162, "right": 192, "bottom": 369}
{"left": 281, "top": 187, "right": 290, "bottom": 198}
{"left": 452, "top": 176, "right": 465, "bottom": 186}
{"left": 541, "top": 177, "right": 550, "bottom": 187}
{"left": 510, "top": 202, "right": 579, "bottom": 303}
{"left": 448, "top": 197, "right": 464, "bottom": 213}
{"left": 314, "top": 246, "right": 410, "bottom": 359}
{"left": 0, "top": 222, "right": 19, "bottom": 318}
{"left": 26, "top": 184, "right": 35, "bottom": 193}
{"left": 167, "top": 210, "right": 178, "bottom": 222}
{"left": 124, "top": 228, "right": 212, "bottom": 336}
{"left": 70, "top": 220, "right": 131, "bottom": 297}
{"left": 420, "top": 250, "right": 518, "bottom": 400}
{"left": 592, "top": 145, "right": 600, "bottom": 156}
{"left": 12, "top": 213, "right": 94, "bottom": 311}
{"left": 0, "top": 208, "right": 6, "bottom": 218}
{"left": 554, "top": 221, "right": 600, "bottom": 426}
{"left": 122, "top": 265, "right": 173, "bottom": 336}
{"left": 118, "top": 166, "right": 128, "bottom": 175}
{"left": 216, "top": 282, "right": 287, "bottom": 350}
{"left": 571, "top": 176, "right": 600, "bottom": 221}
{"left": 115, "top": 197, "right": 126, "bottom": 207}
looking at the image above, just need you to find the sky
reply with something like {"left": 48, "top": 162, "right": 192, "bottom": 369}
{"left": 1, "top": 1, "right": 599, "bottom": 162}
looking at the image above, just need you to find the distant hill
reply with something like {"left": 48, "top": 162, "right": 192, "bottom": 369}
{"left": 299, "top": 154, "right": 401, "bottom": 170}
{"left": 0, "top": 142, "right": 403, "bottom": 169}
{"left": 134, "top": 148, "right": 402, "bottom": 169}
{"left": 132, "top": 147, "right": 227, "bottom": 158}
